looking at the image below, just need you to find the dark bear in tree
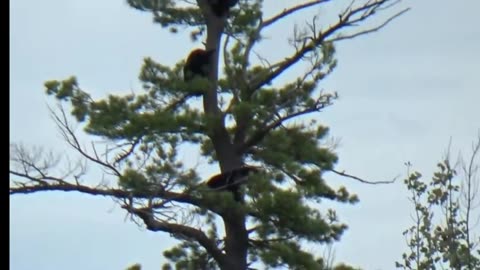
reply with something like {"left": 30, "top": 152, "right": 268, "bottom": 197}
{"left": 206, "top": 166, "right": 259, "bottom": 202}
{"left": 183, "top": 49, "right": 215, "bottom": 82}
{"left": 207, "top": 0, "right": 239, "bottom": 17}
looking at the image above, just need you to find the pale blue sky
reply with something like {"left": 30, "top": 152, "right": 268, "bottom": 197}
{"left": 10, "top": 0, "right": 480, "bottom": 269}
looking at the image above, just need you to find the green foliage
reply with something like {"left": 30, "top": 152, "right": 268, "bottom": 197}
{"left": 119, "top": 168, "right": 150, "bottom": 191}
{"left": 254, "top": 126, "right": 337, "bottom": 170}
{"left": 397, "top": 160, "right": 480, "bottom": 270}
{"left": 259, "top": 241, "right": 323, "bottom": 269}
{"left": 162, "top": 241, "right": 218, "bottom": 270}
{"left": 332, "top": 263, "right": 362, "bottom": 270}
{"left": 127, "top": 0, "right": 203, "bottom": 28}
{"left": 125, "top": 263, "right": 142, "bottom": 270}
{"left": 45, "top": 76, "right": 90, "bottom": 121}
{"left": 46, "top": 61, "right": 208, "bottom": 146}
{"left": 228, "top": 1, "right": 263, "bottom": 34}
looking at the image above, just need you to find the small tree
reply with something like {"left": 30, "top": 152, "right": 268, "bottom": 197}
{"left": 397, "top": 134, "right": 480, "bottom": 270}
{"left": 10, "top": 1, "right": 408, "bottom": 269}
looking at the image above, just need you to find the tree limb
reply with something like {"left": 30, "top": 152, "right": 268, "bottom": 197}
{"left": 10, "top": 156, "right": 229, "bottom": 215}
{"left": 251, "top": 0, "right": 408, "bottom": 91}
{"left": 237, "top": 95, "right": 334, "bottom": 154}
{"left": 327, "top": 8, "right": 410, "bottom": 42}
{"left": 9, "top": 178, "right": 203, "bottom": 202}
{"left": 249, "top": 236, "right": 296, "bottom": 248}
{"left": 113, "top": 137, "right": 142, "bottom": 165}
{"left": 124, "top": 205, "right": 227, "bottom": 267}
{"left": 261, "top": 0, "right": 331, "bottom": 29}
{"left": 49, "top": 106, "right": 122, "bottom": 177}
{"left": 240, "top": 0, "right": 331, "bottom": 74}
{"left": 330, "top": 169, "right": 398, "bottom": 184}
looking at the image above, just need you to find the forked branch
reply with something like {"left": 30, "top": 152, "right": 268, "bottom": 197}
{"left": 49, "top": 105, "right": 122, "bottom": 177}
{"left": 252, "top": 0, "right": 409, "bottom": 91}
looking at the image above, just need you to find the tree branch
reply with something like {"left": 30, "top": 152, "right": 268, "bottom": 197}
{"left": 124, "top": 205, "right": 227, "bottom": 267}
{"left": 49, "top": 106, "right": 122, "bottom": 177}
{"left": 237, "top": 94, "right": 334, "bottom": 154}
{"left": 261, "top": 0, "right": 331, "bottom": 29}
{"left": 327, "top": 8, "right": 410, "bottom": 42}
{"left": 113, "top": 137, "right": 142, "bottom": 165}
{"left": 10, "top": 155, "right": 229, "bottom": 215}
{"left": 249, "top": 236, "right": 296, "bottom": 248}
{"left": 239, "top": 0, "right": 330, "bottom": 90}
{"left": 330, "top": 169, "right": 398, "bottom": 184}
{"left": 9, "top": 178, "right": 204, "bottom": 202}
{"left": 251, "top": 0, "right": 408, "bottom": 91}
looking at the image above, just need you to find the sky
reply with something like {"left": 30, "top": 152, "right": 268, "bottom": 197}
{"left": 10, "top": 0, "right": 480, "bottom": 270}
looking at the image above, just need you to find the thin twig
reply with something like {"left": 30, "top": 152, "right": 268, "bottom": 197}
{"left": 261, "top": 0, "right": 331, "bottom": 29}
{"left": 331, "top": 169, "right": 398, "bottom": 184}
{"left": 328, "top": 8, "right": 410, "bottom": 42}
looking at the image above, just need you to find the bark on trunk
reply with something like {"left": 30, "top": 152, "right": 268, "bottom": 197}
{"left": 201, "top": 3, "right": 249, "bottom": 268}
{"left": 222, "top": 210, "right": 248, "bottom": 270}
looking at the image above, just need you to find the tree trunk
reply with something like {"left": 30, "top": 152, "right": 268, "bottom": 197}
{"left": 202, "top": 6, "right": 249, "bottom": 269}
{"left": 222, "top": 211, "right": 248, "bottom": 270}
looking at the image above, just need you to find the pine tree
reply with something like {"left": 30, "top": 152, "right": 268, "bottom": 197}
{"left": 10, "top": 1, "right": 408, "bottom": 269}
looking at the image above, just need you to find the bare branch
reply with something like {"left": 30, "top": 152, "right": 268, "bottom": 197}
{"left": 49, "top": 105, "right": 122, "bottom": 177}
{"left": 261, "top": 0, "right": 331, "bottom": 29}
{"left": 113, "top": 137, "right": 142, "bottom": 165}
{"left": 239, "top": 1, "right": 332, "bottom": 88}
{"left": 123, "top": 205, "right": 227, "bottom": 266}
{"left": 460, "top": 131, "right": 480, "bottom": 257}
{"left": 10, "top": 179, "right": 197, "bottom": 201}
{"left": 10, "top": 146, "right": 227, "bottom": 215}
{"left": 330, "top": 169, "right": 398, "bottom": 184}
{"left": 327, "top": 8, "right": 410, "bottom": 42}
{"left": 10, "top": 170, "right": 49, "bottom": 186}
{"left": 251, "top": 0, "right": 408, "bottom": 91}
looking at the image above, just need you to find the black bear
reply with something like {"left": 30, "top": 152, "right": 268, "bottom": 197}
{"left": 206, "top": 166, "right": 259, "bottom": 202}
{"left": 207, "top": 0, "right": 239, "bottom": 17}
{"left": 183, "top": 49, "right": 215, "bottom": 82}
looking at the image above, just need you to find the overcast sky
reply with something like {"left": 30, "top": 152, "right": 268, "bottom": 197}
{"left": 10, "top": 0, "right": 480, "bottom": 270}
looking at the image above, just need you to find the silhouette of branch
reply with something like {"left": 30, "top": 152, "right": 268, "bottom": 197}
{"left": 49, "top": 105, "right": 122, "bottom": 177}
{"left": 252, "top": 0, "right": 409, "bottom": 91}
{"left": 261, "top": 0, "right": 331, "bottom": 29}
{"left": 113, "top": 137, "right": 142, "bottom": 165}
{"left": 9, "top": 143, "right": 211, "bottom": 208}
{"left": 330, "top": 169, "right": 398, "bottom": 184}
{"left": 327, "top": 8, "right": 410, "bottom": 42}
{"left": 10, "top": 143, "right": 227, "bottom": 215}
{"left": 238, "top": 94, "right": 334, "bottom": 153}
{"left": 9, "top": 175, "right": 205, "bottom": 204}
{"left": 123, "top": 205, "right": 227, "bottom": 266}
